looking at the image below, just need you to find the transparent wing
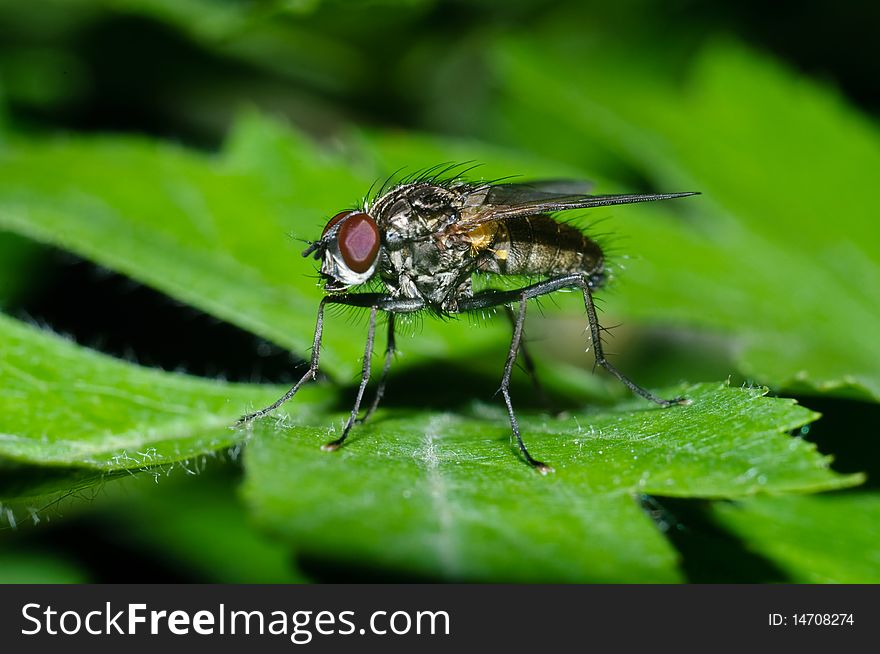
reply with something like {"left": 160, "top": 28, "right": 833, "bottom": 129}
{"left": 482, "top": 179, "right": 595, "bottom": 206}
{"left": 454, "top": 181, "right": 699, "bottom": 233}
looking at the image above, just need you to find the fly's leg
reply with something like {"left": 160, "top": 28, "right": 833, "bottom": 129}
{"left": 322, "top": 305, "right": 378, "bottom": 451}
{"left": 464, "top": 274, "right": 689, "bottom": 407}
{"left": 581, "top": 281, "right": 688, "bottom": 407}
{"left": 235, "top": 293, "right": 423, "bottom": 437}
{"left": 357, "top": 312, "right": 396, "bottom": 425}
{"left": 503, "top": 305, "right": 549, "bottom": 408}
{"left": 501, "top": 297, "right": 553, "bottom": 475}
{"left": 235, "top": 296, "right": 331, "bottom": 426}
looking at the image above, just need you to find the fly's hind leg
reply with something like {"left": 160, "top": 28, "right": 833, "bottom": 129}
{"left": 456, "top": 273, "right": 688, "bottom": 473}
{"left": 501, "top": 297, "right": 553, "bottom": 475}
{"left": 581, "top": 280, "right": 689, "bottom": 407}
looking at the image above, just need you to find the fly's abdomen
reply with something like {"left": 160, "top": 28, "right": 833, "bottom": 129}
{"left": 493, "top": 215, "right": 603, "bottom": 278}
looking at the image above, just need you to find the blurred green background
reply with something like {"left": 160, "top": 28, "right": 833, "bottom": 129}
{"left": 0, "top": 0, "right": 878, "bottom": 583}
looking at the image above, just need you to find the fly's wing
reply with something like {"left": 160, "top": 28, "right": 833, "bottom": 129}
{"left": 453, "top": 181, "right": 698, "bottom": 233}
{"left": 482, "top": 179, "right": 595, "bottom": 205}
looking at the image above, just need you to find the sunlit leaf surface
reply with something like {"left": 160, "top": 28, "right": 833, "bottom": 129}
{"left": 713, "top": 493, "right": 880, "bottom": 583}
{"left": 244, "top": 383, "right": 858, "bottom": 582}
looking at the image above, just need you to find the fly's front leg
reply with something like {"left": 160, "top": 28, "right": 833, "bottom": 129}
{"left": 322, "top": 305, "right": 379, "bottom": 451}
{"left": 235, "top": 296, "right": 330, "bottom": 426}
{"left": 357, "top": 312, "right": 396, "bottom": 425}
{"left": 236, "top": 293, "right": 422, "bottom": 437}
{"left": 581, "top": 281, "right": 689, "bottom": 407}
{"left": 501, "top": 297, "right": 553, "bottom": 475}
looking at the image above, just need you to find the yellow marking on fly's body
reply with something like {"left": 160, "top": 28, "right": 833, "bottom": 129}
{"left": 465, "top": 222, "right": 498, "bottom": 254}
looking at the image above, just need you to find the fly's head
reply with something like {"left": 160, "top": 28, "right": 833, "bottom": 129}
{"left": 303, "top": 210, "right": 381, "bottom": 292}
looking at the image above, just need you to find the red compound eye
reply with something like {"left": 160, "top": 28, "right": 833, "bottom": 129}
{"left": 337, "top": 212, "right": 380, "bottom": 273}
{"left": 322, "top": 210, "right": 351, "bottom": 237}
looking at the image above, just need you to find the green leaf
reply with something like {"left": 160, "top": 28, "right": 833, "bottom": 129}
{"left": 492, "top": 38, "right": 880, "bottom": 402}
{"left": 0, "top": 312, "right": 330, "bottom": 469}
{"left": 0, "top": 460, "right": 304, "bottom": 585}
{"left": 0, "top": 119, "right": 345, "bottom": 377}
{"left": 0, "top": 548, "right": 88, "bottom": 583}
{"left": 0, "top": 463, "right": 111, "bottom": 526}
{"left": 0, "top": 110, "right": 866, "bottom": 582}
{"left": 93, "top": 469, "right": 306, "bottom": 583}
{"left": 0, "top": 114, "right": 527, "bottom": 380}
{"left": 712, "top": 493, "right": 880, "bottom": 583}
{"left": 244, "top": 382, "right": 860, "bottom": 582}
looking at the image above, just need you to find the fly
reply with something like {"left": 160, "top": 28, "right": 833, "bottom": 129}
{"left": 237, "top": 168, "right": 699, "bottom": 474}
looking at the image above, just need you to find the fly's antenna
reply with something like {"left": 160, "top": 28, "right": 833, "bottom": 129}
{"left": 301, "top": 240, "right": 323, "bottom": 259}
{"left": 301, "top": 206, "right": 360, "bottom": 259}
{"left": 294, "top": 234, "right": 324, "bottom": 260}
{"left": 288, "top": 232, "right": 312, "bottom": 247}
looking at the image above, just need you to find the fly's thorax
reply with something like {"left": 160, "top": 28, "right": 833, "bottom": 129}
{"left": 372, "top": 183, "right": 461, "bottom": 251}
{"left": 379, "top": 225, "right": 475, "bottom": 307}
{"left": 371, "top": 182, "right": 476, "bottom": 306}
